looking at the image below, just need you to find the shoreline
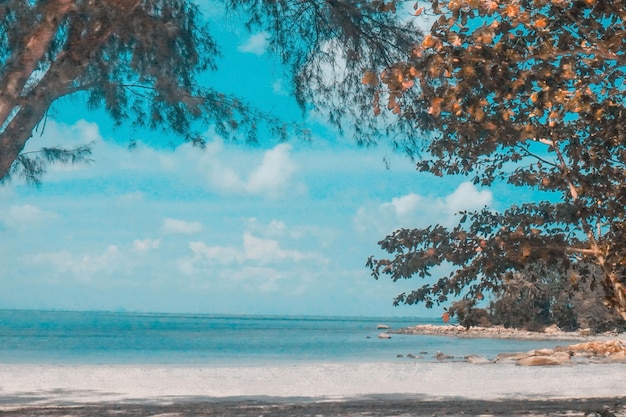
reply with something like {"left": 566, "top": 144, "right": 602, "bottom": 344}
{"left": 3, "top": 326, "right": 626, "bottom": 416}
{"left": 389, "top": 323, "right": 626, "bottom": 340}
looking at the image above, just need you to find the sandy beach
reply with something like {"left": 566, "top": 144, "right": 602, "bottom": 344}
{"left": 2, "top": 361, "right": 626, "bottom": 416}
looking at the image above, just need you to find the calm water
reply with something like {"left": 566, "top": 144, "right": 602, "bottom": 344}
{"left": 0, "top": 310, "right": 564, "bottom": 365}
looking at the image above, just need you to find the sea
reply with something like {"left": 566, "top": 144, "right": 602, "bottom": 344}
{"left": 0, "top": 309, "right": 565, "bottom": 366}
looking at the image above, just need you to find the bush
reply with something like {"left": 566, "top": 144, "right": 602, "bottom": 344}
{"left": 451, "top": 261, "right": 625, "bottom": 333}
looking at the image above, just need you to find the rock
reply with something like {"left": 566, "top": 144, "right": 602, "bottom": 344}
{"left": 407, "top": 353, "right": 416, "bottom": 359}
{"left": 378, "top": 333, "right": 391, "bottom": 339}
{"left": 397, "top": 354, "right": 404, "bottom": 358}
{"left": 465, "top": 355, "right": 492, "bottom": 364}
{"left": 419, "top": 351, "right": 428, "bottom": 355}
{"left": 533, "top": 348, "right": 555, "bottom": 356}
{"left": 517, "top": 352, "right": 570, "bottom": 366}
{"left": 565, "top": 340, "right": 626, "bottom": 355}
{"left": 377, "top": 324, "right": 391, "bottom": 329}
{"left": 495, "top": 352, "right": 532, "bottom": 364}
{"left": 435, "top": 351, "right": 453, "bottom": 360}
{"left": 608, "top": 350, "right": 626, "bottom": 361}
{"left": 517, "top": 356, "right": 562, "bottom": 366}
{"left": 543, "top": 324, "right": 560, "bottom": 334}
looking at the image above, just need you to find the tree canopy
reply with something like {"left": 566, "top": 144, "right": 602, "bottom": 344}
{"left": 366, "top": 0, "right": 626, "bottom": 322}
{"left": 0, "top": 0, "right": 420, "bottom": 184}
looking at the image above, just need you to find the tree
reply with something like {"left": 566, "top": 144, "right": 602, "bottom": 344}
{"left": 0, "top": 0, "right": 420, "bottom": 185}
{"left": 366, "top": 0, "right": 626, "bottom": 322}
{"left": 224, "top": 0, "right": 422, "bottom": 145}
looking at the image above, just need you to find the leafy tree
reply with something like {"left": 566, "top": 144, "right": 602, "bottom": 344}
{"left": 366, "top": 0, "right": 626, "bottom": 322}
{"left": 0, "top": 0, "right": 420, "bottom": 185}
{"left": 224, "top": 0, "right": 422, "bottom": 145}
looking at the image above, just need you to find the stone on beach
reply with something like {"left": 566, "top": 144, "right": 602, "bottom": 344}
{"left": 489, "top": 340, "right": 626, "bottom": 366}
{"left": 517, "top": 352, "right": 571, "bottom": 366}
{"left": 559, "top": 340, "right": 626, "bottom": 355}
{"left": 435, "top": 351, "right": 454, "bottom": 360}
{"left": 377, "top": 324, "right": 390, "bottom": 329}
{"left": 378, "top": 333, "right": 391, "bottom": 339}
{"left": 465, "top": 355, "right": 493, "bottom": 364}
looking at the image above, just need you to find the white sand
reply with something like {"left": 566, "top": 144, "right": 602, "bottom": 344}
{"left": 1, "top": 362, "right": 625, "bottom": 406}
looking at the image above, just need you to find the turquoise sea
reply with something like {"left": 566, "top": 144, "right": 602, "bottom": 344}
{"left": 0, "top": 310, "right": 564, "bottom": 366}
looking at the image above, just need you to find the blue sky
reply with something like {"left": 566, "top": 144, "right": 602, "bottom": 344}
{"left": 0, "top": 3, "right": 531, "bottom": 317}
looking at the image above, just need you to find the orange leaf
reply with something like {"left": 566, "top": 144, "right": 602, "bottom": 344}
{"left": 533, "top": 16, "right": 548, "bottom": 29}
{"left": 361, "top": 71, "right": 379, "bottom": 86}
{"left": 414, "top": 6, "right": 424, "bottom": 15}
{"left": 428, "top": 97, "right": 444, "bottom": 116}
{"left": 504, "top": 4, "right": 519, "bottom": 17}
{"left": 422, "top": 34, "right": 436, "bottom": 48}
{"left": 442, "top": 312, "right": 450, "bottom": 323}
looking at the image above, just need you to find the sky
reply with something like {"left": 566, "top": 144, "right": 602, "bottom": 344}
{"left": 0, "top": 3, "right": 533, "bottom": 317}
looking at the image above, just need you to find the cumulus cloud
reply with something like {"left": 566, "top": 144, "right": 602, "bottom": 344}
{"left": 354, "top": 181, "right": 493, "bottom": 236}
{"left": 245, "top": 144, "right": 296, "bottom": 197}
{"left": 237, "top": 32, "right": 269, "bottom": 55}
{"left": 162, "top": 218, "right": 203, "bottom": 234}
{"left": 200, "top": 141, "right": 302, "bottom": 199}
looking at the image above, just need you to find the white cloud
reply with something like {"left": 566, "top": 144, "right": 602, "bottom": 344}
{"left": 384, "top": 193, "right": 421, "bottom": 217}
{"left": 2, "top": 204, "right": 58, "bottom": 227}
{"left": 189, "top": 241, "right": 241, "bottom": 264}
{"left": 237, "top": 32, "right": 269, "bottom": 55}
{"left": 199, "top": 141, "right": 302, "bottom": 199}
{"left": 162, "top": 218, "right": 203, "bottom": 234}
{"left": 445, "top": 181, "right": 492, "bottom": 213}
{"left": 30, "top": 245, "right": 121, "bottom": 281}
{"left": 186, "top": 232, "right": 315, "bottom": 267}
{"left": 354, "top": 181, "right": 493, "bottom": 236}
{"left": 245, "top": 144, "right": 296, "bottom": 197}
{"left": 242, "top": 232, "right": 309, "bottom": 263}
{"left": 133, "top": 238, "right": 160, "bottom": 252}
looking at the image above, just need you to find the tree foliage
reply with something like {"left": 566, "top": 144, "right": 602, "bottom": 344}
{"left": 224, "top": 0, "right": 422, "bottom": 146}
{"left": 366, "top": 0, "right": 626, "bottom": 322}
{"left": 0, "top": 0, "right": 421, "bottom": 184}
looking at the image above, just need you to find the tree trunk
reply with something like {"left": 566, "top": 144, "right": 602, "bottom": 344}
{"left": 0, "top": 0, "right": 74, "bottom": 127}
{"left": 0, "top": 0, "right": 146, "bottom": 180}
{"left": 604, "top": 269, "right": 626, "bottom": 322}
{"left": 0, "top": 52, "right": 81, "bottom": 178}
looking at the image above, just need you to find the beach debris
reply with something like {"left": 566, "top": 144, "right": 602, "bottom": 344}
{"left": 378, "top": 333, "right": 391, "bottom": 339}
{"left": 377, "top": 324, "right": 391, "bottom": 329}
